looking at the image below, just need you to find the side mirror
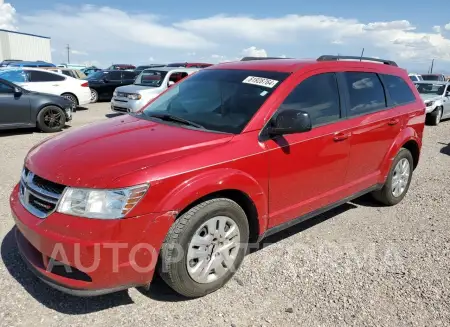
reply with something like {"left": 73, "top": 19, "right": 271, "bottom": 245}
{"left": 102, "top": 77, "right": 109, "bottom": 83}
{"left": 446, "top": 91, "right": 450, "bottom": 97}
{"left": 168, "top": 81, "right": 175, "bottom": 87}
{"left": 14, "top": 87, "right": 22, "bottom": 95}
{"left": 268, "top": 109, "right": 312, "bottom": 136}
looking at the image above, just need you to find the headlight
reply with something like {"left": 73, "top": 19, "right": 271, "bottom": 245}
{"left": 127, "top": 93, "right": 142, "bottom": 100}
{"left": 57, "top": 184, "right": 148, "bottom": 219}
{"left": 113, "top": 90, "right": 117, "bottom": 97}
{"left": 426, "top": 101, "right": 434, "bottom": 107}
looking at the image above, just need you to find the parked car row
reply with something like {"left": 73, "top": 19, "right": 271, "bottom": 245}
{"left": 409, "top": 73, "right": 448, "bottom": 82}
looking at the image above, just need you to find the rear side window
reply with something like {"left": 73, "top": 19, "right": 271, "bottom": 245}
{"left": 122, "top": 71, "right": 136, "bottom": 79}
{"left": 29, "top": 71, "right": 65, "bottom": 82}
{"left": 108, "top": 71, "right": 122, "bottom": 80}
{"left": 279, "top": 73, "right": 341, "bottom": 126}
{"left": 382, "top": 74, "right": 416, "bottom": 105}
{"left": 343, "top": 72, "right": 386, "bottom": 116}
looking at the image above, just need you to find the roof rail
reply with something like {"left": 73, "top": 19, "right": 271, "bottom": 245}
{"left": 240, "top": 56, "right": 291, "bottom": 61}
{"left": 317, "top": 55, "right": 398, "bottom": 67}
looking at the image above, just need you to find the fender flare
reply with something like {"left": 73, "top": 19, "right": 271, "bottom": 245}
{"left": 379, "top": 127, "right": 421, "bottom": 181}
{"left": 154, "top": 168, "right": 269, "bottom": 234}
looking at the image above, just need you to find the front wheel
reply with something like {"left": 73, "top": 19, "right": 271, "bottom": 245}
{"left": 159, "top": 198, "right": 249, "bottom": 298}
{"left": 36, "top": 106, "right": 66, "bottom": 133}
{"left": 428, "top": 107, "right": 442, "bottom": 126}
{"left": 372, "top": 148, "right": 413, "bottom": 206}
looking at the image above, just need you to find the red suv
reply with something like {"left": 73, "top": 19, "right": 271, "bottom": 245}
{"left": 11, "top": 55, "right": 425, "bottom": 298}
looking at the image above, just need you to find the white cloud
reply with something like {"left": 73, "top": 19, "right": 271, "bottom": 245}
{"left": 433, "top": 25, "right": 441, "bottom": 33}
{"left": 71, "top": 49, "right": 88, "bottom": 56}
{"left": 241, "top": 46, "right": 267, "bottom": 57}
{"left": 0, "top": 0, "right": 16, "bottom": 30}
{"left": 1, "top": 1, "right": 450, "bottom": 67}
{"left": 148, "top": 56, "right": 155, "bottom": 61}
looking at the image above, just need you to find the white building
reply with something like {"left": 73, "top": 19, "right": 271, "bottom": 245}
{"left": 0, "top": 29, "right": 52, "bottom": 62}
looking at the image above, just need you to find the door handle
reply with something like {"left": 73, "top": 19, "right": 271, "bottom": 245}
{"left": 52, "top": 84, "right": 60, "bottom": 87}
{"left": 388, "top": 118, "right": 399, "bottom": 126}
{"left": 333, "top": 132, "right": 350, "bottom": 142}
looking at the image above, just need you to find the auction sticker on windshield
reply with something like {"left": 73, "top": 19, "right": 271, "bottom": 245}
{"left": 243, "top": 76, "right": 279, "bottom": 88}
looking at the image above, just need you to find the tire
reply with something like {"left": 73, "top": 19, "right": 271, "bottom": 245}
{"left": 90, "top": 89, "right": 98, "bottom": 103}
{"left": 372, "top": 148, "right": 414, "bottom": 206}
{"left": 61, "top": 93, "right": 78, "bottom": 106}
{"left": 428, "top": 107, "right": 442, "bottom": 126}
{"left": 36, "top": 106, "right": 66, "bottom": 133}
{"left": 159, "top": 198, "right": 249, "bottom": 298}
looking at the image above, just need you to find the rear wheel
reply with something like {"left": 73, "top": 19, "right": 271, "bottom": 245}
{"left": 90, "top": 89, "right": 98, "bottom": 103}
{"left": 372, "top": 148, "right": 413, "bottom": 206}
{"left": 36, "top": 106, "right": 66, "bottom": 133}
{"left": 159, "top": 198, "right": 249, "bottom": 298}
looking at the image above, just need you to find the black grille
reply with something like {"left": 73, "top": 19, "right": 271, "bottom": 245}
{"left": 28, "top": 193, "right": 57, "bottom": 214}
{"left": 32, "top": 174, "right": 65, "bottom": 195}
{"left": 113, "top": 106, "right": 128, "bottom": 112}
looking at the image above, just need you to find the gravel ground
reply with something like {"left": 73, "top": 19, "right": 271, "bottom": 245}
{"left": 0, "top": 103, "right": 449, "bottom": 327}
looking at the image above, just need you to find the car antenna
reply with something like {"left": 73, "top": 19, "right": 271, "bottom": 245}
{"left": 360, "top": 48, "right": 365, "bottom": 61}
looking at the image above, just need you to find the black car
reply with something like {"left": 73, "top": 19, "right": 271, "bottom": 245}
{"left": 0, "top": 78, "right": 73, "bottom": 133}
{"left": 85, "top": 70, "right": 137, "bottom": 103}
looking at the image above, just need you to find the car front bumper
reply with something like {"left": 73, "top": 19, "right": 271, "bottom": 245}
{"left": 10, "top": 183, "right": 175, "bottom": 296}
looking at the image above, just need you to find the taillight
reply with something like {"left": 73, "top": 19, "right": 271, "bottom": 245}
{"left": 81, "top": 82, "right": 88, "bottom": 87}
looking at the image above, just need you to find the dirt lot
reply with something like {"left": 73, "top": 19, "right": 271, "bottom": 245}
{"left": 0, "top": 102, "right": 449, "bottom": 327}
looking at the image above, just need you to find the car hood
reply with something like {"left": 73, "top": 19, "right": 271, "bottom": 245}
{"left": 25, "top": 114, "right": 233, "bottom": 188}
{"left": 420, "top": 94, "right": 441, "bottom": 102}
{"left": 116, "top": 84, "right": 163, "bottom": 95}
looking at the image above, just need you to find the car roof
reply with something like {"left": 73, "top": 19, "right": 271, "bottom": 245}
{"left": 142, "top": 67, "right": 200, "bottom": 73}
{"left": 414, "top": 81, "right": 448, "bottom": 85}
{"left": 208, "top": 57, "right": 403, "bottom": 74}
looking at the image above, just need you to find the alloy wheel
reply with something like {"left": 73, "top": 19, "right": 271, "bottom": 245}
{"left": 391, "top": 158, "right": 410, "bottom": 197}
{"left": 43, "top": 108, "right": 63, "bottom": 129}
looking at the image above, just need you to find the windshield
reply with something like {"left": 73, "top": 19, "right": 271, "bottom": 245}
{"left": 421, "top": 75, "right": 440, "bottom": 81}
{"left": 134, "top": 70, "right": 168, "bottom": 87}
{"left": 141, "top": 69, "right": 289, "bottom": 134}
{"left": 414, "top": 83, "right": 445, "bottom": 95}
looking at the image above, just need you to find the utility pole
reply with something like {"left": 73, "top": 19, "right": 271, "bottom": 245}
{"left": 430, "top": 59, "right": 434, "bottom": 74}
{"left": 66, "top": 44, "right": 70, "bottom": 64}
{"left": 360, "top": 48, "right": 365, "bottom": 61}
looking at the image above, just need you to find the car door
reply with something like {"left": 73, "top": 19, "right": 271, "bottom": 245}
{"left": 103, "top": 71, "right": 122, "bottom": 97}
{"left": 265, "top": 71, "right": 351, "bottom": 228}
{"left": 340, "top": 71, "right": 403, "bottom": 192}
{"left": 443, "top": 84, "right": 450, "bottom": 117}
{"left": 0, "top": 81, "right": 31, "bottom": 126}
{"left": 25, "top": 70, "right": 66, "bottom": 95}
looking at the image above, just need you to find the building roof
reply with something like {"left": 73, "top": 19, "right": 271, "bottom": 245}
{"left": 0, "top": 28, "right": 51, "bottom": 39}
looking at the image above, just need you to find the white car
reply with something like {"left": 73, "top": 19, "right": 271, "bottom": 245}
{"left": 0, "top": 67, "right": 91, "bottom": 106}
{"left": 111, "top": 67, "right": 199, "bottom": 113}
{"left": 414, "top": 81, "right": 450, "bottom": 125}
{"left": 408, "top": 73, "right": 423, "bottom": 82}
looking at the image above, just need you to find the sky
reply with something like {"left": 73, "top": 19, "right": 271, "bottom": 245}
{"left": 1, "top": 0, "right": 450, "bottom": 72}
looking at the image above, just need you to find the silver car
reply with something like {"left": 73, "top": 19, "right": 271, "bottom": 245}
{"left": 111, "top": 67, "right": 199, "bottom": 113}
{"left": 414, "top": 81, "right": 450, "bottom": 125}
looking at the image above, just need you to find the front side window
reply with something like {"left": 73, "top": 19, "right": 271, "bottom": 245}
{"left": 29, "top": 71, "right": 65, "bottom": 82}
{"left": 343, "top": 72, "right": 387, "bottom": 116}
{"left": 279, "top": 73, "right": 341, "bottom": 126}
{"left": 0, "top": 81, "right": 14, "bottom": 94}
{"left": 135, "top": 70, "right": 168, "bottom": 87}
{"left": 382, "top": 74, "right": 416, "bottom": 105}
{"left": 122, "top": 71, "right": 136, "bottom": 79}
{"left": 0, "top": 70, "right": 28, "bottom": 83}
{"left": 108, "top": 71, "right": 122, "bottom": 80}
{"left": 141, "top": 69, "right": 289, "bottom": 134}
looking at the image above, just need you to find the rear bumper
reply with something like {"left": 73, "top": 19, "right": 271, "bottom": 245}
{"left": 78, "top": 89, "right": 92, "bottom": 106}
{"left": 10, "top": 184, "right": 175, "bottom": 296}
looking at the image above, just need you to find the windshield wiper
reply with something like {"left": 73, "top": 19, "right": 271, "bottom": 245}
{"left": 148, "top": 113, "right": 205, "bottom": 129}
